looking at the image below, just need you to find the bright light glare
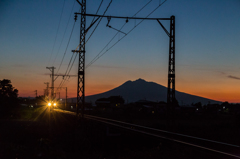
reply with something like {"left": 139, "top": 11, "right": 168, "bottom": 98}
{"left": 48, "top": 103, "right": 51, "bottom": 106}
{"left": 53, "top": 103, "right": 56, "bottom": 106}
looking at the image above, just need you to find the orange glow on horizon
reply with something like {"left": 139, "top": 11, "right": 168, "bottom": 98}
{"left": 15, "top": 78, "right": 240, "bottom": 104}
{"left": 19, "top": 89, "right": 240, "bottom": 103}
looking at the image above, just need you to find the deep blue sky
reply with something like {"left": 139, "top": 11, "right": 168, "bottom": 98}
{"left": 0, "top": 0, "right": 240, "bottom": 102}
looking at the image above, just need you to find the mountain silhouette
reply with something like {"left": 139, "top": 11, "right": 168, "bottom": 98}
{"left": 84, "top": 78, "right": 220, "bottom": 105}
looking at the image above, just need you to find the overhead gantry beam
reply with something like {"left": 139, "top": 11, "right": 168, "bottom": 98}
{"left": 75, "top": 10, "right": 176, "bottom": 116}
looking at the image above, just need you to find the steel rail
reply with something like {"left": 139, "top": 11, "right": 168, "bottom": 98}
{"left": 85, "top": 114, "right": 240, "bottom": 148}
{"left": 86, "top": 115, "right": 240, "bottom": 159}
{"left": 54, "top": 109, "right": 240, "bottom": 158}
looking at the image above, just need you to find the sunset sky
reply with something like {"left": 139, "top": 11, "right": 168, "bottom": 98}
{"left": 0, "top": 0, "right": 240, "bottom": 103}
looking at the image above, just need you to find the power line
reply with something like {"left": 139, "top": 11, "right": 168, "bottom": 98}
{"left": 56, "top": 7, "right": 83, "bottom": 89}
{"left": 74, "top": 0, "right": 112, "bottom": 73}
{"left": 59, "top": 0, "right": 148, "bottom": 88}
{"left": 57, "top": 0, "right": 167, "bottom": 90}
{"left": 56, "top": 22, "right": 76, "bottom": 74}
{"left": 57, "top": 34, "right": 82, "bottom": 88}
{"left": 84, "top": 0, "right": 176, "bottom": 108}
{"left": 85, "top": 0, "right": 112, "bottom": 44}
{"left": 86, "top": 0, "right": 167, "bottom": 68}
{"left": 85, "top": 0, "right": 153, "bottom": 67}
{"left": 133, "top": 0, "right": 153, "bottom": 17}
{"left": 47, "top": 0, "right": 66, "bottom": 66}
{"left": 90, "top": 0, "right": 103, "bottom": 24}
{"left": 59, "top": 53, "right": 77, "bottom": 88}
{"left": 53, "top": 0, "right": 76, "bottom": 67}
{"left": 57, "top": 36, "right": 84, "bottom": 89}
{"left": 86, "top": 0, "right": 159, "bottom": 68}
{"left": 58, "top": 0, "right": 113, "bottom": 88}
{"left": 58, "top": 52, "right": 76, "bottom": 88}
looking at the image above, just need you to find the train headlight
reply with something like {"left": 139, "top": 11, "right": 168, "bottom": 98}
{"left": 48, "top": 103, "right": 51, "bottom": 106}
{"left": 53, "top": 103, "right": 56, "bottom": 106}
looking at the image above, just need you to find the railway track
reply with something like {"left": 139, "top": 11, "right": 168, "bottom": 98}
{"left": 54, "top": 108, "right": 240, "bottom": 158}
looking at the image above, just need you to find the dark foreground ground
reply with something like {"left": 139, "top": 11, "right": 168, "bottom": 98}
{"left": 0, "top": 106, "right": 239, "bottom": 159}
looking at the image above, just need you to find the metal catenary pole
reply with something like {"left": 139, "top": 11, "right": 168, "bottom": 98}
{"left": 76, "top": 0, "right": 86, "bottom": 117}
{"left": 77, "top": 13, "right": 176, "bottom": 111}
{"left": 46, "top": 67, "right": 56, "bottom": 102}
{"left": 167, "top": 16, "right": 175, "bottom": 112}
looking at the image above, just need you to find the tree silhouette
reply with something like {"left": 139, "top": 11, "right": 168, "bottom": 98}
{"left": 0, "top": 79, "right": 19, "bottom": 111}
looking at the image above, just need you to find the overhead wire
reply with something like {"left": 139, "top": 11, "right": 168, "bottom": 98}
{"left": 57, "top": 15, "right": 76, "bottom": 73}
{"left": 86, "top": 0, "right": 153, "bottom": 68}
{"left": 57, "top": 8, "right": 81, "bottom": 89}
{"left": 56, "top": 21, "right": 76, "bottom": 74}
{"left": 58, "top": 0, "right": 112, "bottom": 88}
{"left": 54, "top": 0, "right": 76, "bottom": 68}
{"left": 85, "top": 0, "right": 112, "bottom": 44}
{"left": 90, "top": 0, "right": 103, "bottom": 24}
{"left": 47, "top": 0, "right": 66, "bottom": 66}
{"left": 86, "top": 0, "right": 168, "bottom": 68}
{"left": 58, "top": 0, "right": 150, "bottom": 88}
{"left": 56, "top": 5, "right": 82, "bottom": 89}
{"left": 57, "top": 52, "right": 76, "bottom": 89}
{"left": 57, "top": 0, "right": 167, "bottom": 89}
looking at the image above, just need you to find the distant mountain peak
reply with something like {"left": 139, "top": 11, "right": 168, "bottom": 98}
{"left": 122, "top": 78, "right": 147, "bottom": 86}
{"left": 134, "top": 78, "right": 146, "bottom": 82}
{"left": 84, "top": 78, "right": 220, "bottom": 105}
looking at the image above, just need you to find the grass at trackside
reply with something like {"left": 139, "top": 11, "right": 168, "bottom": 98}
{"left": 2, "top": 106, "right": 48, "bottom": 120}
{"left": 88, "top": 108, "right": 240, "bottom": 146}
{"left": 1, "top": 107, "right": 238, "bottom": 159}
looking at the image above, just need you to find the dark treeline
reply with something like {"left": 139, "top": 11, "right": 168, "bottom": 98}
{"left": 0, "top": 79, "right": 19, "bottom": 115}
{"left": 90, "top": 96, "right": 240, "bottom": 121}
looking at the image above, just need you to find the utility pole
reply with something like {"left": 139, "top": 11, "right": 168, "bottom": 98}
{"left": 75, "top": 0, "right": 86, "bottom": 117}
{"left": 44, "top": 89, "right": 46, "bottom": 96}
{"left": 46, "top": 67, "right": 55, "bottom": 102}
{"left": 65, "top": 87, "right": 67, "bottom": 109}
{"left": 167, "top": 16, "right": 175, "bottom": 111}
{"left": 57, "top": 87, "right": 68, "bottom": 109}
{"left": 46, "top": 67, "right": 75, "bottom": 103}
{"left": 58, "top": 92, "right": 60, "bottom": 100}
{"left": 47, "top": 86, "right": 68, "bottom": 109}
{"left": 157, "top": 16, "right": 176, "bottom": 112}
{"left": 34, "top": 90, "right": 37, "bottom": 98}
